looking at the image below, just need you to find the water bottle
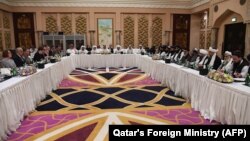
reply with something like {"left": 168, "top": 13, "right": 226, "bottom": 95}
{"left": 11, "top": 68, "right": 17, "bottom": 76}
{"left": 245, "top": 74, "right": 250, "bottom": 86}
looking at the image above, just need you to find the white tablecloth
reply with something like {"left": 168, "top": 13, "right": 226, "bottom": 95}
{"left": 0, "top": 56, "right": 76, "bottom": 141}
{"left": 75, "top": 54, "right": 138, "bottom": 68}
{"left": 136, "top": 56, "right": 250, "bottom": 124}
{"left": 1, "top": 54, "right": 250, "bottom": 140}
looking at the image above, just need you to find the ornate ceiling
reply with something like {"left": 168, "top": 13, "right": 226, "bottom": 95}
{"left": 1, "top": 0, "right": 210, "bottom": 8}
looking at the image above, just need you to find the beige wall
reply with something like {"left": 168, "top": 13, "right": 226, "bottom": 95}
{"left": 210, "top": 0, "right": 247, "bottom": 27}
{"left": 26, "top": 7, "right": 190, "bottom": 48}
{"left": 208, "top": 0, "right": 250, "bottom": 57}
{"left": 190, "top": 14, "right": 201, "bottom": 51}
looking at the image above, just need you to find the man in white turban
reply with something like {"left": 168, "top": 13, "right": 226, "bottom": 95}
{"left": 66, "top": 43, "right": 77, "bottom": 55}
{"left": 138, "top": 44, "right": 146, "bottom": 54}
{"left": 127, "top": 45, "right": 134, "bottom": 54}
{"left": 196, "top": 49, "right": 209, "bottom": 69}
{"left": 206, "top": 47, "right": 221, "bottom": 70}
{"left": 218, "top": 51, "right": 233, "bottom": 73}
{"left": 114, "top": 45, "right": 123, "bottom": 54}
{"left": 100, "top": 45, "right": 110, "bottom": 54}
{"left": 79, "top": 45, "right": 88, "bottom": 54}
{"left": 91, "top": 45, "right": 98, "bottom": 54}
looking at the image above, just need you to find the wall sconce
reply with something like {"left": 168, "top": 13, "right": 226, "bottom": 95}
{"left": 231, "top": 17, "right": 237, "bottom": 22}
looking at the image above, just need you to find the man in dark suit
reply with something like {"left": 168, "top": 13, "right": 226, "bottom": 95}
{"left": 13, "top": 47, "right": 25, "bottom": 67}
{"left": 33, "top": 47, "right": 45, "bottom": 62}
{"left": 206, "top": 47, "right": 221, "bottom": 70}
{"left": 232, "top": 50, "right": 249, "bottom": 78}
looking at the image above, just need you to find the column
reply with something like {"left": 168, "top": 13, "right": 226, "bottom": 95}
{"left": 35, "top": 12, "right": 43, "bottom": 48}
{"left": 164, "top": 30, "right": 170, "bottom": 45}
{"left": 115, "top": 30, "right": 121, "bottom": 45}
{"left": 37, "top": 31, "right": 43, "bottom": 47}
{"left": 211, "top": 28, "right": 218, "bottom": 48}
{"left": 89, "top": 30, "right": 95, "bottom": 47}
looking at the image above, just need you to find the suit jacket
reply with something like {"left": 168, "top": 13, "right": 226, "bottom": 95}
{"left": 33, "top": 52, "right": 45, "bottom": 62}
{"left": 233, "top": 59, "right": 249, "bottom": 74}
{"left": 206, "top": 55, "right": 221, "bottom": 70}
{"left": 13, "top": 55, "right": 25, "bottom": 67}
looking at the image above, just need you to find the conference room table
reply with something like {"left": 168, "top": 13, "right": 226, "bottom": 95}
{"left": 0, "top": 54, "right": 250, "bottom": 140}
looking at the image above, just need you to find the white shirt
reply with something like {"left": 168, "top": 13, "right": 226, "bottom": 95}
{"left": 127, "top": 49, "right": 133, "bottom": 54}
{"left": 101, "top": 49, "right": 110, "bottom": 54}
{"left": 79, "top": 49, "right": 88, "bottom": 54}
{"left": 220, "top": 58, "right": 233, "bottom": 73}
{"left": 234, "top": 60, "right": 249, "bottom": 78}
{"left": 30, "top": 48, "right": 37, "bottom": 59}
{"left": 160, "top": 52, "right": 166, "bottom": 58}
{"left": 138, "top": 48, "right": 146, "bottom": 54}
{"left": 199, "top": 55, "right": 208, "bottom": 66}
{"left": 115, "top": 49, "right": 123, "bottom": 54}
{"left": 66, "top": 48, "right": 77, "bottom": 55}
{"left": 91, "top": 49, "right": 98, "bottom": 54}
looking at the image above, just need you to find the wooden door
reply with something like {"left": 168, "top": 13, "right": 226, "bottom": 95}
{"left": 13, "top": 13, "right": 35, "bottom": 48}
{"left": 173, "top": 14, "right": 191, "bottom": 50}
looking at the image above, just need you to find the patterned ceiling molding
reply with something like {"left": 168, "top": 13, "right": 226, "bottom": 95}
{"left": 1, "top": 0, "right": 210, "bottom": 9}
{"left": 211, "top": 0, "right": 229, "bottom": 5}
{"left": 191, "top": 0, "right": 210, "bottom": 8}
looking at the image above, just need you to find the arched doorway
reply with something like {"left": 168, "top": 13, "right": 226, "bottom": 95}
{"left": 213, "top": 10, "right": 246, "bottom": 56}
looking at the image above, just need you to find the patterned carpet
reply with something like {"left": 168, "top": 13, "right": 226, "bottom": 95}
{"left": 7, "top": 67, "right": 218, "bottom": 141}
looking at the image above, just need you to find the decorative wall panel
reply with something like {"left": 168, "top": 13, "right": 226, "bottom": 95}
{"left": 4, "top": 31, "right": 11, "bottom": 49}
{"left": 124, "top": 16, "right": 134, "bottom": 47}
{"left": 138, "top": 16, "right": 148, "bottom": 47}
{"left": 61, "top": 15, "right": 72, "bottom": 35}
{"left": 200, "top": 15, "right": 206, "bottom": 30}
{"left": 206, "top": 30, "right": 211, "bottom": 48}
{"left": 152, "top": 17, "right": 162, "bottom": 47}
{"left": 175, "top": 33, "right": 188, "bottom": 49}
{"left": 75, "top": 15, "right": 87, "bottom": 34}
{"left": 46, "top": 15, "right": 57, "bottom": 33}
{"left": 13, "top": 13, "right": 35, "bottom": 48}
{"left": 18, "top": 32, "right": 32, "bottom": 48}
{"left": 199, "top": 31, "right": 205, "bottom": 48}
{"left": 3, "top": 14, "right": 10, "bottom": 29}
{"left": 17, "top": 14, "right": 31, "bottom": 29}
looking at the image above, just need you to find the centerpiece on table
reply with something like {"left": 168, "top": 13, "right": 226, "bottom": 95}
{"left": 207, "top": 70, "right": 234, "bottom": 83}
{"left": 54, "top": 54, "right": 61, "bottom": 62}
{"left": 19, "top": 65, "right": 37, "bottom": 76}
